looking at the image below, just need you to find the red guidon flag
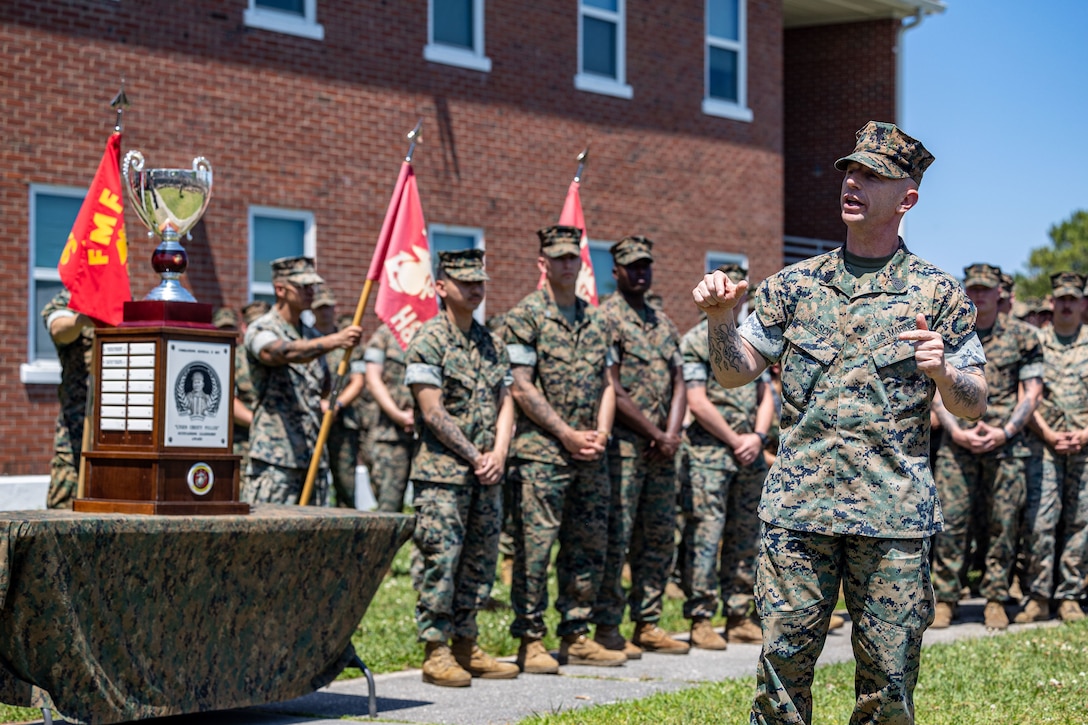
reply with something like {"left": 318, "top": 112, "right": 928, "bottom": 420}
{"left": 369, "top": 161, "right": 438, "bottom": 350}
{"left": 57, "top": 132, "right": 131, "bottom": 325}
{"left": 538, "top": 178, "right": 598, "bottom": 305}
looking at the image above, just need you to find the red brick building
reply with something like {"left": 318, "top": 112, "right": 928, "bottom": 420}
{"left": 0, "top": 0, "right": 943, "bottom": 490}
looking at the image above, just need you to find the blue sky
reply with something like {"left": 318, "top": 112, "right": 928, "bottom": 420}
{"left": 900, "top": 0, "right": 1088, "bottom": 279}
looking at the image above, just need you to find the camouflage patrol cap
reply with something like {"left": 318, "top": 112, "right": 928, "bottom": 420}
{"left": 1051, "top": 271, "right": 1086, "bottom": 299}
{"left": 963, "top": 263, "right": 1002, "bottom": 289}
{"left": 834, "top": 121, "right": 935, "bottom": 185}
{"left": 611, "top": 235, "right": 654, "bottom": 265}
{"left": 271, "top": 255, "right": 324, "bottom": 286}
{"left": 537, "top": 225, "right": 582, "bottom": 258}
{"left": 716, "top": 262, "right": 748, "bottom": 283}
{"left": 1011, "top": 299, "right": 1033, "bottom": 320}
{"left": 311, "top": 284, "right": 336, "bottom": 309}
{"left": 241, "top": 300, "right": 271, "bottom": 324}
{"left": 999, "top": 272, "right": 1014, "bottom": 300}
{"left": 438, "top": 248, "right": 490, "bottom": 282}
{"left": 212, "top": 306, "right": 240, "bottom": 329}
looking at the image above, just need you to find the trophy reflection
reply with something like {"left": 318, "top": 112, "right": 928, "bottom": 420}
{"left": 122, "top": 150, "right": 213, "bottom": 303}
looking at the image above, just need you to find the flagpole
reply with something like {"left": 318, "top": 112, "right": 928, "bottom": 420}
{"left": 299, "top": 121, "right": 423, "bottom": 507}
{"left": 574, "top": 145, "right": 589, "bottom": 183}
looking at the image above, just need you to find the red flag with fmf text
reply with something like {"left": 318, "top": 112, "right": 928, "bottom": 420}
{"left": 538, "top": 179, "right": 598, "bottom": 305}
{"left": 57, "top": 132, "right": 131, "bottom": 325}
{"left": 369, "top": 161, "right": 438, "bottom": 350}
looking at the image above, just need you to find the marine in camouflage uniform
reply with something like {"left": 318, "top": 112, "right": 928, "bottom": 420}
{"left": 1018, "top": 272, "right": 1088, "bottom": 624}
{"left": 930, "top": 263, "right": 1043, "bottom": 630}
{"left": 232, "top": 300, "right": 271, "bottom": 475}
{"left": 694, "top": 121, "right": 988, "bottom": 725}
{"left": 364, "top": 324, "right": 415, "bottom": 512}
{"left": 244, "top": 257, "right": 362, "bottom": 505}
{"left": 680, "top": 264, "right": 774, "bottom": 649}
{"left": 406, "top": 249, "right": 518, "bottom": 685}
{"left": 41, "top": 289, "right": 95, "bottom": 509}
{"left": 313, "top": 288, "right": 367, "bottom": 509}
{"left": 505, "top": 225, "right": 624, "bottom": 672}
{"left": 591, "top": 236, "right": 689, "bottom": 656}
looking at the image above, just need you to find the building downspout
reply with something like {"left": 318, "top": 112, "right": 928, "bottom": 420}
{"left": 896, "top": 9, "right": 926, "bottom": 124}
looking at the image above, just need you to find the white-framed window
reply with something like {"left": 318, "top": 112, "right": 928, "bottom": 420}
{"left": 21, "top": 185, "right": 84, "bottom": 385}
{"left": 248, "top": 207, "right": 317, "bottom": 306}
{"left": 703, "top": 0, "right": 752, "bottom": 122}
{"left": 587, "top": 240, "right": 616, "bottom": 300}
{"left": 424, "top": 0, "right": 492, "bottom": 72}
{"left": 244, "top": 0, "right": 325, "bottom": 41}
{"left": 429, "top": 224, "right": 487, "bottom": 323}
{"left": 575, "top": 0, "right": 633, "bottom": 100}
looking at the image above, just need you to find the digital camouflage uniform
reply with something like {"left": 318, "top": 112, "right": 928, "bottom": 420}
{"left": 680, "top": 317, "right": 766, "bottom": 621}
{"left": 406, "top": 312, "right": 510, "bottom": 642}
{"left": 593, "top": 290, "right": 682, "bottom": 627}
{"left": 325, "top": 344, "right": 367, "bottom": 508}
{"left": 737, "top": 243, "right": 983, "bottom": 725}
{"left": 931, "top": 312, "right": 1042, "bottom": 605}
{"left": 1024, "top": 320, "right": 1088, "bottom": 602}
{"left": 244, "top": 308, "right": 330, "bottom": 505}
{"left": 364, "top": 324, "right": 415, "bottom": 512}
{"left": 42, "top": 290, "right": 94, "bottom": 509}
{"left": 233, "top": 344, "right": 258, "bottom": 474}
{"left": 505, "top": 287, "right": 612, "bottom": 640}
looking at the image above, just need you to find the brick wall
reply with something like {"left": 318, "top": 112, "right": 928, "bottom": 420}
{"left": 0, "top": 0, "right": 787, "bottom": 474}
{"left": 783, "top": 19, "right": 899, "bottom": 244}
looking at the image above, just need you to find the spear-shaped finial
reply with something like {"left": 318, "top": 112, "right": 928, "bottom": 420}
{"left": 405, "top": 119, "right": 423, "bottom": 163}
{"left": 574, "top": 145, "right": 589, "bottom": 183}
{"left": 111, "top": 80, "right": 130, "bottom": 133}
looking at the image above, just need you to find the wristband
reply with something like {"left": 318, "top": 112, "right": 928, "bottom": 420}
{"left": 756, "top": 432, "right": 769, "bottom": 447}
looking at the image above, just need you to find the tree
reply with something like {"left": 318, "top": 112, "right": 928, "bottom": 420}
{"left": 1016, "top": 209, "right": 1088, "bottom": 300}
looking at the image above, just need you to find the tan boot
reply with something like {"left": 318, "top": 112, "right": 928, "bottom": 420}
{"left": 516, "top": 638, "right": 560, "bottom": 674}
{"left": 632, "top": 622, "right": 690, "bottom": 654}
{"left": 559, "top": 633, "right": 627, "bottom": 667}
{"left": 451, "top": 637, "right": 519, "bottom": 679}
{"left": 421, "top": 642, "right": 472, "bottom": 687}
{"left": 690, "top": 618, "right": 727, "bottom": 650}
{"left": 1059, "top": 600, "right": 1086, "bottom": 623}
{"left": 828, "top": 613, "right": 845, "bottom": 631}
{"left": 1013, "top": 597, "right": 1050, "bottom": 623}
{"left": 932, "top": 601, "right": 955, "bottom": 629}
{"left": 500, "top": 556, "right": 513, "bottom": 586}
{"left": 726, "top": 614, "right": 762, "bottom": 644}
{"left": 984, "top": 600, "right": 1009, "bottom": 630}
{"left": 594, "top": 624, "right": 642, "bottom": 660}
{"left": 665, "top": 581, "right": 686, "bottom": 600}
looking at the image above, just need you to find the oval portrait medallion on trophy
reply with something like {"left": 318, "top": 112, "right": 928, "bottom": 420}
{"left": 174, "top": 361, "right": 222, "bottom": 421}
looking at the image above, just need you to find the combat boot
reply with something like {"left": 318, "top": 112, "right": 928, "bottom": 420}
{"left": 828, "top": 613, "right": 846, "bottom": 631}
{"left": 690, "top": 618, "right": 727, "bottom": 650}
{"left": 559, "top": 633, "right": 627, "bottom": 666}
{"left": 500, "top": 556, "right": 513, "bottom": 586}
{"left": 984, "top": 600, "right": 1009, "bottom": 630}
{"left": 1013, "top": 596, "right": 1050, "bottom": 623}
{"left": 451, "top": 637, "right": 519, "bottom": 679}
{"left": 516, "top": 638, "right": 560, "bottom": 674}
{"left": 931, "top": 601, "right": 955, "bottom": 629}
{"left": 1059, "top": 600, "right": 1086, "bottom": 623}
{"left": 594, "top": 624, "right": 642, "bottom": 660}
{"left": 421, "top": 642, "right": 471, "bottom": 687}
{"left": 632, "top": 622, "right": 690, "bottom": 654}
{"left": 726, "top": 614, "right": 762, "bottom": 644}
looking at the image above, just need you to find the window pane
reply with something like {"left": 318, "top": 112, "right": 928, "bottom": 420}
{"left": 430, "top": 230, "right": 475, "bottom": 277}
{"left": 257, "top": 0, "right": 305, "bottom": 15}
{"left": 584, "top": 0, "right": 618, "bottom": 11}
{"left": 253, "top": 216, "right": 305, "bottom": 284}
{"left": 709, "top": 47, "right": 739, "bottom": 102}
{"left": 583, "top": 17, "right": 617, "bottom": 78}
{"left": 35, "top": 194, "right": 82, "bottom": 269}
{"left": 708, "top": 0, "right": 739, "bottom": 41}
{"left": 35, "top": 279, "right": 65, "bottom": 361}
{"left": 434, "top": 0, "right": 473, "bottom": 49}
{"left": 588, "top": 244, "right": 616, "bottom": 299}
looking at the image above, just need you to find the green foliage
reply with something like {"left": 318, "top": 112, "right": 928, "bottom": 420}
{"left": 1019, "top": 209, "right": 1088, "bottom": 299}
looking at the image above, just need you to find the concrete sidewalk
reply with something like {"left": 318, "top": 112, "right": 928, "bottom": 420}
{"left": 42, "top": 598, "right": 1053, "bottom": 725}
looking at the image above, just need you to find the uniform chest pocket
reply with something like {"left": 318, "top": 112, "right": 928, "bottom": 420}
{"left": 780, "top": 322, "right": 837, "bottom": 412}
{"left": 870, "top": 338, "right": 929, "bottom": 419}
{"left": 444, "top": 366, "right": 479, "bottom": 416}
{"left": 984, "top": 346, "right": 1021, "bottom": 397}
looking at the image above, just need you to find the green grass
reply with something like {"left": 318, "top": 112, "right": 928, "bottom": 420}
{"left": 516, "top": 621, "right": 1088, "bottom": 725}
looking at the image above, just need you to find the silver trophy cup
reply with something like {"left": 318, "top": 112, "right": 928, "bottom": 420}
{"left": 122, "top": 150, "right": 213, "bottom": 302}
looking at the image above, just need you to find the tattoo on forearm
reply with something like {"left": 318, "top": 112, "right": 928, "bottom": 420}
{"left": 948, "top": 371, "right": 984, "bottom": 414}
{"left": 1008, "top": 379, "right": 1043, "bottom": 433}
{"left": 709, "top": 325, "right": 745, "bottom": 374}
{"left": 423, "top": 407, "right": 480, "bottom": 463}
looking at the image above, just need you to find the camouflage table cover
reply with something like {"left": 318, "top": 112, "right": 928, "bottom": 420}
{"left": 0, "top": 505, "right": 413, "bottom": 724}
